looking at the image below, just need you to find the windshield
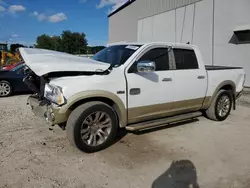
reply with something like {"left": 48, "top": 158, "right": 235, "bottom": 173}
{"left": 92, "top": 45, "right": 141, "bottom": 67}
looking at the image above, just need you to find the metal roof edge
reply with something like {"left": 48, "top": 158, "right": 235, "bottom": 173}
{"left": 108, "top": 0, "right": 136, "bottom": 18}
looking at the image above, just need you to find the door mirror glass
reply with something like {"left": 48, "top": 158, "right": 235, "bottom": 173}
{"left": 137, "top": 61, "right": 156, "bottom": 73}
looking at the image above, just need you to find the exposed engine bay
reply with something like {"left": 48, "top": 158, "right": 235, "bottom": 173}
{"left": 23, "top": 65, "right": 45, "bottom": 101}
{"left": 22, "top": 64, "right": 112, "bottom": 100}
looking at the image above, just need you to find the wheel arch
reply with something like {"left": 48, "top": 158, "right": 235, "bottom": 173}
{"left": 203, "top": 80, "right": 236, "bottom": 109}
{"left": 0, "top": 79, "right": 12, "bottom": 86}
{"left": 60, "top": 90, "right": 127, "bottom": 128}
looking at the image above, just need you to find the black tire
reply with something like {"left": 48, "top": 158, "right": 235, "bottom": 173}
{"left": 0, "top": 80, "right": 12, "bottom": 97}
{"left": 205, "top": 89, "right": 233, "bottom": 121}
{"left": 66, "top": 101, "right": 118, "bottom": 153}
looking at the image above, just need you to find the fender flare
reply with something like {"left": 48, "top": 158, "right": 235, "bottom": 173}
{"left": 59, "top": 90, "right": 127, "bottom": 127}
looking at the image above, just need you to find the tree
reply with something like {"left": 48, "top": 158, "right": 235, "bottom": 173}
{"left": 35, "top": 31, "right": 88, "bottom": 54}
{"left": 36, "top": 34, "right": 61, "bottom": 51}
{"left": 60, "top": 30, "right": 88, "bottom": 54}
{"left": 87, "top": 46, "right": 105, "bottom": 54}
{"left": 10, "top": 43, "right": 25, "bottom": 52}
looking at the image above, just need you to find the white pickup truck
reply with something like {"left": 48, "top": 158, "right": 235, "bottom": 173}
{"left": 20, "top": 42, "right": 246, "bottom": 152}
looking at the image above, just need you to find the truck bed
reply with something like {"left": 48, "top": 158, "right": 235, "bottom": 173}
{"left": 205, "top": 66, "right": 245, "bottom": 99}
{"left": 205, "top": 65, "right": 243, "bottom": 71}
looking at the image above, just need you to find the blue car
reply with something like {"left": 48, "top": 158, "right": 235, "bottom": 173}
{"left": 0, "top": 64, "right": 30, "bottom": 97}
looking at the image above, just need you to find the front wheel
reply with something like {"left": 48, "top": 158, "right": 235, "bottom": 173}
{"left": 205, "top": 89, "right": 233, "bottom": 121}
{"left": 66, "top": 101, "right": 118, "bottom": 153}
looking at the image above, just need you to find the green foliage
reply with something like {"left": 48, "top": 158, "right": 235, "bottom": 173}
{"left": 36, "top": 34, "right": 61, "bottom": 51}
{"left": 10, "top": 43, "right": 25, "bottom": 52}
{"left": 36, "top": 31, "right": 88, "bottom": 54}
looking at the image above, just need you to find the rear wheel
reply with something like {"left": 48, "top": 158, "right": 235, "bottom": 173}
{"left": 0, "top": 81, "right": 12, "bottom": 97}
{"left": 66, "top": 101, "right": 118, "bottom": 153}
{"left": 205, "top": 89, "right": 232, "bottom": 121}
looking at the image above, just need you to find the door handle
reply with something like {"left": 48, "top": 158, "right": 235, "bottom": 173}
{"left": 197, "top": 76, "right": 205, "bottom": 79}
{"left": 162, "top": 78, "right": 172, "bottom": 82}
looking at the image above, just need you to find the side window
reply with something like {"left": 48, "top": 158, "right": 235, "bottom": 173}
{"left": 138, "top": 48, "right": 169, "bottom": 71}
{"left": 173, "top": 49, "right": 198, "bottom": 70}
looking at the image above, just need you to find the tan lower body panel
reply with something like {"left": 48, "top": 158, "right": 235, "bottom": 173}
{"left": 128, "top": 97, "right": 210, "bottom": 124}
{"left": 201, "top": 96, "right": 212, "bottom": 109}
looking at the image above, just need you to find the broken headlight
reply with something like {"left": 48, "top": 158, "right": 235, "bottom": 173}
{"left": 44, "top": 84, "right": 66, "bottom": 105}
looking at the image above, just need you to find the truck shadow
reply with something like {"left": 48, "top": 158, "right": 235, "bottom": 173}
{"left": 152, "top": 160, "right": 200, "bottom": 188}
{"left": 132, "top": 118, "right": 199, "bottom": 135}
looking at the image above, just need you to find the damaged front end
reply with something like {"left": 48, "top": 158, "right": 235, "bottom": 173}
{"left": 23, "top": 66, "right": 58, "bottom": 125}
{"left": 23, "top": 65, "right": 111, "bottom": 126}
{"left": 19, "top": 47, "right": 112, "bottom": 126}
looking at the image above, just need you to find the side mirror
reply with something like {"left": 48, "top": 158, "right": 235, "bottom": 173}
{"left": 137, "top": 60, "right": 156, "bottom": 73}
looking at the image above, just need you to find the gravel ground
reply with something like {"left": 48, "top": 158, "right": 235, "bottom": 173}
{"left": 0, "top": 94, "right": 250, "bottom": 188}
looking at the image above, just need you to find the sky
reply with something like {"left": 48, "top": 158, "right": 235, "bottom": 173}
{"left": 0, "top": 0, "right": 128, "bottom": 46}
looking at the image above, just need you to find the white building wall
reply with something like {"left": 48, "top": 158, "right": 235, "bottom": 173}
{"left": 136, "top": 0, "right": 250, "bottom": 86}
{"left": 109, "top": 0, "right": 202, "bottom": 43}
{"left": 109, "top": 0, "right": 250, "bottom": 86}
{"left": 213, "top": 0, "right": 250, "bottom": 87}
{"left": 192, "top": 0, "right": 213, "bottom": 66}
{"left": 152, "top": 10, "right": 176, "bottom": 43}
{"left": 179, "top": 4, "right": 195, "bottom": 44}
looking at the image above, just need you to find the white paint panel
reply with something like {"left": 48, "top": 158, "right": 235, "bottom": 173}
{"left": 173, "top": 69, "right": 207, "bottom": 102}
{"left": 206, "top": 69, "right": 245, "bottom": 97}
{"left": 152, "top": 10, "right": 175, "bottom": 42}
{"left": 172, "top": 46, "right": 208, "bottom": 103}
{"left": 192, "top": 0, "right": 213, "bottom": 65}
{"left": 126, "top": 71, "right": 174, "bottom": 108}
{"left": 51, "top": 68, "right": 128, "bottom": 111}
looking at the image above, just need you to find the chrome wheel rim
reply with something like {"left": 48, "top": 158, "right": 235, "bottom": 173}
{"left": 217, "top": 95, "right": 230, "bottom": 117}
{"left": 81, "top": 111, "right": 112, "bottom": 146}
{"left": 0, "top": 83, "right": 11, "bottom": 97}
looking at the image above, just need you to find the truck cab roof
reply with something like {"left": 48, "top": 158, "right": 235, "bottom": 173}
{"left": 107, "top": 41, "right": 197, "bottom": 50}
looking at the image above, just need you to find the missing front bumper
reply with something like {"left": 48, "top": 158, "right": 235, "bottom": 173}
{"left": 27, "top": 96, "right": 69, "bottom": 126}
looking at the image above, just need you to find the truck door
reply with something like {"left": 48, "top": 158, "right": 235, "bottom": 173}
{"left": 125, "top": 46, "right": 174, "bottom": 124}
{"left": 171, "top": 48, "right": 207, "bottom": 113}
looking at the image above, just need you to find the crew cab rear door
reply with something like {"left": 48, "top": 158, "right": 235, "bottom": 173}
{"left": 171, "top": 47, "right": 207, "bottom": 112}
{"left": 125, "top": 46, "right": 174, "bottom": 124}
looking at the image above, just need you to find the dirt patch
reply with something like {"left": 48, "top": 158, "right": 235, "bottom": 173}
{"left": 98, "top": 133, "right": 177, "bottom": 170}
{"left": 1, "top": 95, "right": 250, "bottom": 188}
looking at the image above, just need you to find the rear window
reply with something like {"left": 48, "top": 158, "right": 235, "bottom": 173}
{"left": 173, "top": 49, "right": 198, "bottom": 70}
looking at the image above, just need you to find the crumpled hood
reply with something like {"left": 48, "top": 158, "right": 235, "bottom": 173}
{"left": 19, "top": 48, "right": 110, "bottom": 76}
